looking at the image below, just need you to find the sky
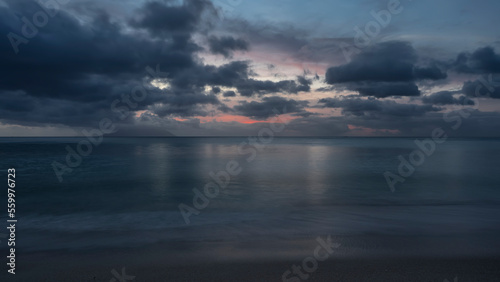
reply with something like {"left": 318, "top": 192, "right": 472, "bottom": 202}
{"left": 1, "top": 0, "right": 500, "bottom": 136}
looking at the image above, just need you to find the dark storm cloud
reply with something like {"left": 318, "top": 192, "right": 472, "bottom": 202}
{"left": 291, "top": 111, "right": 316, "bottom": 118}
{"left": 1, "top": 2, "right": 196, "bottom": 94}
{"left": 211, "top": 86, "right": 221, "bottom": 94}
{"left": 0, "top": 0, "right": 316, "bottom": 129}
{"left": 297, "top": 76, "right": 313, "bottom": 87}
{"left": 163, "top": 92, "right": 220, "bottom": 107}
{"left": 319, "top": 97, "right": 441, "bottom": 118}
{"left": 350, "top": 82, "right": 420, "bottom": 98}
{"left": 151, "top": 104, "right": 210, "bottom": 118}
{"left": 216, "top": 66, "right": 312, "bottom": 96}
{"left": 234, "top": 96, "right": 308, "bottom": 120}
{"left": 217, "top": 103, "right": 233, "bottom": 113}
{"left": 0, "top": 90, "right": 137, "bottom": 127}
{"left": 325, "top": 42, "right": 446, "bottom": 83}
{"left": 413, "top": 65, "right": 448, "bottom": 80}
{"left": 2, "top": 0, "right": 499, "bottom": 137}
{"left": 170, "top": 60, "right": 312, "bottom": 96}
{"left": 324, "top": 41, "right": 447, "bottom": 98}
{"left": 422, "top": 91, "right": 475, "bottom": 105}
{"left": 315, "top": 86, "right": 336, "bottom": 92}
{"left": 462, "top": 80, "right": 500, "bottom": 99}
{"left": 223, "top": 91, "right": 236, "bottom": 97}
{"left": 129, "top": 0, "right": 214, "bottom": 37}
{"left": 455, "top": 46, "right": 500, "bottom": 74}
{"left": 0, "top": 0, "right": 224, "bottom": 128}
{"left": 140, "top": 90, "right": 222, "bottom": 120}
{"left": 235, "top": 75, "right": 312, "bottom": 96}
{"left": 208, "top": 35, "right": 249, "bottom": 57}
{"left": 173, "top": 60, "right": 250, "bottom": 89}
{"left": 0, "top": 91, "right": 36, "bottom": 113}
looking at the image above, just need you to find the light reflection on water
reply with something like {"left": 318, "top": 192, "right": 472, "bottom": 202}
{"left": 1, "top": 137, "right": 500, "bottom": 257}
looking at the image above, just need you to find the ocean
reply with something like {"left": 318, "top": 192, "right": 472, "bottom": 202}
{"left": 1, "top": 137, "right": 500, "bottom": 261}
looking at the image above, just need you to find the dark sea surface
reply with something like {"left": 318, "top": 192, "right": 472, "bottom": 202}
{"left": 1, "top": 137, "right": 500, "bottom": 260}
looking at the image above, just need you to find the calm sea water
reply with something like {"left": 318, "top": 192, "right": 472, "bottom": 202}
{"left": 1, "top": 137, "right": 500, "bottom": 258}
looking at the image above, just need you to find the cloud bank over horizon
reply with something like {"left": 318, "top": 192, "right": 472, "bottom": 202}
{"left": 1, "top": 0, "right": 500, "bottom": 137}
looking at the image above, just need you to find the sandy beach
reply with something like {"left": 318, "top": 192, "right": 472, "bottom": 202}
{"left": 9, "top": 251, "right": 500, "bottom": 281}
{"left": 6, "top": 236, "right": 500, "bottom": 282}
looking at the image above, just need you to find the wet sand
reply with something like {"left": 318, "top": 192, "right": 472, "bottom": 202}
{"left": 6, "top": 243, "right": 500, "bottom": 282}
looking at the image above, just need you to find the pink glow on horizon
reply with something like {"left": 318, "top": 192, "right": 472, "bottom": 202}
{"left": 190, "top": 114, "right": 298, "bottom": 125}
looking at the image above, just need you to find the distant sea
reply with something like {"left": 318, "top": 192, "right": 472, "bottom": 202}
{"left": 1, "top": 137, "right": 500, "bottom": 260}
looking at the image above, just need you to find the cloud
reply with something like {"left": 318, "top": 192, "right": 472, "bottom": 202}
{"left": 455, "top": 46, "right": 500, "bottom": 74}
{"left": 129, "top": 0, "right": 215, "bottom": 38}
{"left": 223, "top": 90, "right": 236, "bottom": 97}
{"left": 462, "top": 80, "right": 500, "bottom": 99}
{"left": 170, "top": 60, "right": 312, "bottom": 96}
{"left": 324, "top": 41, "right": 447, "bottom": 98}
{"left": 207, "top": 35, "right": 249, "bottom": 57}
{"left": 234, "top": 75, "right": 312, "bottom": 96}
{"left": 326, "top": 41, "right": 446, "bottom": 83}
{"left": 349, "top": 81, "right": 420, "bottom": 98}
{"left": 0, "top": 1, "right": 499, "bottom": 137}
{"left": 211, "top": 86, "right": 221, "bottom": 94}
{"left": 1, "top": 1, "right": 197, "bottom": 94}
{"left": 150, "top": 104, "right": 211, "bottom": 118}
{"left": 318, "top": 97, "right": 441, "bottom": 118}
{"left": 414, "top": 65, "right": 449, "bottom": 80}
{"left": 234, "top": 96, "right": 308, "bottom": 120}
{"left": 339, "top": 110, "right": 500, "bottom": 137}
{"left": 0, "top": 0, "right": 227, "bottom": 128}
{"left": 0, "top": 0, "right": 317, "bottom": 130}
{"left": 422, "top": 91, "right": 475, "bottom": 105}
